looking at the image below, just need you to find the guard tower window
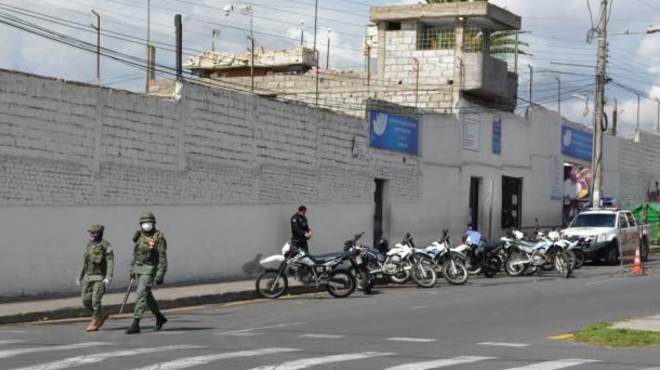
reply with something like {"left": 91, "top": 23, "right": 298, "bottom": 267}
{"left": 386, "top": 22, "right": 401, "bottom": 30}
{"left": 417, "top": 24, "right": 455, "bottom": 50}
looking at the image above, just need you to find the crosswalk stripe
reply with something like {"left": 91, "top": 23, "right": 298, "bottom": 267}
{"left": 478, "top": 342, "right": 530, "bottom": 348}
{"left": 0, "top": 340, "right": 24, "bottom": 345}
{"left": 247, "top": 351, "right": 395, "bottom": 370}
{"left": 387, "top": 337, "right": 437, "bottom": 343}
{"left": 384, "top": 356, "right": 495, "bottom": 370}
{"left": 9, "top": 345, "right": 202, "bottom": 370}
{"left": 0, "top": 342, "right": 110, "bottom": 360}
{"left": 501, "top": 359, "right": 600, "bottom": 370}
{"left": 298, "top": 334, "right": 346, "bottom": 339}
{"left": 131, "top": 347, "right": 299, "bottom": 370}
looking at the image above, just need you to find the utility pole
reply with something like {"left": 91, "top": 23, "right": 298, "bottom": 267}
{"left": 326, "top": 28, "right": 332, "bottom": 70}
{"left": 248, "top": 7, "right": 254, "bottom": 92}
{"left": 612, "top": 98, "right": 618, "bottom": 136}
{"left": 145, "top": 0, "right": 151, "bottom": 93}
{"left": 175, "top": 14, "right": 182, "bottom": 81}
{"left": 366, "top": 42, "right": 371, "bottom": 99}
{"left": 554, "top": 76, "right": 561, "bottom": 114}
{"left": 313, "top": 0, "right": 319, "bottom": 106}
{"left": 91, "top": 10, "right": 100, "bottom": 85}
{"left": 412, "top": 58, "right": 420, "bottom": 108}
{"left": 514, "top": 31, "right": 519, "bottom": 75}
{"left": 592, "top": 0, "right": 609, "bottom": 208}
{"left": 635, "top": 93, "right": 641, "bottom": 143}
{"left": 527, "top": 64, "right": 533, "bottom": 105}
{"left": 300, "top": 20, "right": 304, "bottom": 47}
{"left": 656, "top": 98, "right": 659, "bottom": 134}
{"left": 212, "top": 29, "right": 221, "bottom": 52}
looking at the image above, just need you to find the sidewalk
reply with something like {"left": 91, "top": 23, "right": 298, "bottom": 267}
{"left": 613, "top": 314, "right": 660, "bottom": 332}
{"left": 0, "top": 279, "right": 309, "bottom": 325}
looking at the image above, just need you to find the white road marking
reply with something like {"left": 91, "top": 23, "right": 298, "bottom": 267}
{"left": 224, "top": 332, "right": 262, "bottom": 336}
{"left": 478, "top": 342, "right": 530, "bottom": 348}
{"left": 387, "top": 337, "right": 437, "bottom": 343}
{"left": 384, "top": 356, "right": 495, "bottom": 370}
{"left": 501, "top": 359, "right": 599, "bottom": 370}
{"left": 0, "top": 342, "right": 110, "bottom": 360}
{"left": 9, "top": 345, "right": 202, "bottom": 370}
{"left": 131, "top": 347, "right": 299, "bottom": 370}
{"left": 411, "top": 305, "right": 432, "bottom": 310}
{"left": 298, "top": 334, "right": 345, "bottom": 339}
{"left": 214, "top": 322, "right": 305, "bottom": 336}
{"left": 247, "top": 351, "right": 395, "bottom": 370}
{"left": 0, "top": 340, "right": 24, "bottom": 345}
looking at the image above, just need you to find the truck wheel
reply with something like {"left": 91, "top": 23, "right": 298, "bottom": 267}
{"left": 607, "top": 242, "right": 619, "bottom": 266}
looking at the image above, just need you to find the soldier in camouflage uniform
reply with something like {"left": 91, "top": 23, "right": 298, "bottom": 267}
{"left": 76, "top": 224, "right": 114, "bottom": 332}
{"left": 126, "top": 211, "right": 168, "bottom": 334}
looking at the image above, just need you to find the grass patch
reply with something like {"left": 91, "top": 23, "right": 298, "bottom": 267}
{"left": 574, "top": 321, "right": 660, "bottom": 348}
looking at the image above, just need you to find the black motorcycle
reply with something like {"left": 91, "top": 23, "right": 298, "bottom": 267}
{"left": 342, "top": 232, "right": 375, "bottom": 295}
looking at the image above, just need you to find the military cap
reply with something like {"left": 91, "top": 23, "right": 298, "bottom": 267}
{"left": 87, "top": 224, "right": 104, "bottom": 233}
{"left": 139, "top": 211, "right": 156, "bottom": 223}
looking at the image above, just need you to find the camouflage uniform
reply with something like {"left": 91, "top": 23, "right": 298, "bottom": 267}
{"left": 77, "top": 224, "right": 113, "bottom": 331}
{"left": 126, "top": 212, "right": 168, "bottom": 334}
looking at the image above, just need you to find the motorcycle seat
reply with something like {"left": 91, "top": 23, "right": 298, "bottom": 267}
{"left": 308, "top": 252, "right": 343, "bottom": 264}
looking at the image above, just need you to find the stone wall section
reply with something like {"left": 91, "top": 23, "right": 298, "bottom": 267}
{"left": 0, "top": 69, "right": 421, "bottom": 208}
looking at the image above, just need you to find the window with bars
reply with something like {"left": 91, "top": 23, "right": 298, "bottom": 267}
{"left": 416, "top": 24, "right": 484, "bottom": 52}
{"left": 417, "top": 25, "right": 455, "bottom": 50}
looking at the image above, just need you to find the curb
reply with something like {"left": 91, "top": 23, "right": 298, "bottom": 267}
{"left": 0, "top": 286, "right": 315, "bottom": 325}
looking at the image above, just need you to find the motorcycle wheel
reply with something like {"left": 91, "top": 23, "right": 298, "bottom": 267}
{"left": 255, "top": 269, "right": 288, "bottom": 299}
{"left": 465, "top": 259, "right": 482, "bottom": 275}
{"left": 482, "top": 257, "right": 500, "bottom": 278}
{"left": 573, "top": 250, "right": 585, "bottom": 269}
{"left": 564, "top": 250, "right": 577, "bottom": 269}
{"left": 326, "top": 269, "right": 356, "bottom": 298}
{"left": 388, "top": 261, "right": 411, "bottom": 284}
{"left": 411, "top": 262, "right": 437, "bottom": 288}
{"left": 442, "top": 260, "right": 468, "bottom": 285}
{"left": 555, "top": 252, "right": 572, "bottom": 279}
{"left": 505, "top": 252, "right": 527, "bottom": 277}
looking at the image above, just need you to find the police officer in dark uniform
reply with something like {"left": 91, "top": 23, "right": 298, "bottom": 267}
{"left": 290, "top": 205, "right": 312, "bottom": 253}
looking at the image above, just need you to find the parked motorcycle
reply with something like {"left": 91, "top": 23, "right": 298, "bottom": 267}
{"left": 504, "top": 230, "right": 574, "bottom": 278}
{"left": 367, "top": 233, "right": 437, "bottom": 288}
{"left": 411, "top": 231, "right": 469, "bottom": 285}
{"left": 342, "top": 232, "right": 374, "bottom": 295}
{"left": 256, "top": 241, "right": 356, "bottom": 299}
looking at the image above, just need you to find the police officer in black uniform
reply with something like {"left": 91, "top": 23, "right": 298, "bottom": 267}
{"left": 290, "top": 205, "right": 312, "bottom": 253}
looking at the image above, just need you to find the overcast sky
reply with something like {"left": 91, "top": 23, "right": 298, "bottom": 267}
{"left": 0, "top": 0, "right": 658, "bottom": 132}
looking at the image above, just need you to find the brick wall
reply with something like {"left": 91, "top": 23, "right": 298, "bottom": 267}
{"left": 0, "top": 69, "right": 421, "bottom": 208}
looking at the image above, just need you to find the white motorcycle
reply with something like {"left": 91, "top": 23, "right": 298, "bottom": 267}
{"left": 413, "top": 232, "right": 469, "bottom": 285}
{"left": 369, "top": 233, "right": 437, "bottom": 288}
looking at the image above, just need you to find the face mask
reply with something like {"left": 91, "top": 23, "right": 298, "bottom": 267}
{"left": 141, "top": 222, "right": 154, "bottom": 232}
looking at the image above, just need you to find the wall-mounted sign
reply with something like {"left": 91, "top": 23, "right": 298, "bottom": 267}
{"left": 561, "top": 125, "right": 592, "bottom": 162}
{"left": 463, "top": 113, "right": 480, "bottom": 152}
{"left": 369, "top": 111, "right": 419, "bottom": 155}
{"left": 492, "top": 118, "right": 502, "bottom": 155}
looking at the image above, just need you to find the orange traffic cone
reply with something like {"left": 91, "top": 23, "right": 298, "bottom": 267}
{"left": 632, "top": 244, "right": 644, "bottom": 274}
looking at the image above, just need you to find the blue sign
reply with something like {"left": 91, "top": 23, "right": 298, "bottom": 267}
{"left": 492, "top": 118, "right": 502, "bottom": 155}
{"left": 369, "top": 111, "right": 419, "bottom": 155}
{"left": 561, "top": 125, "right": 592, "bottom": 162}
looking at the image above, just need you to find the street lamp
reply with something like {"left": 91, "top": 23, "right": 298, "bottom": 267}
{"left": 647, "top": 25, "right": 660, "bottom": 34}
{"left": 572, "top": 94, "right": 591, "bottom": 117}
{"left": 225, "top": 4, "right": 254, "bottom": 91}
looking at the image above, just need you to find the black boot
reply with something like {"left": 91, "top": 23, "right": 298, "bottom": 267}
{"left": 155, "top": 313, "right": 167, "bottom": 331}
{"left": 125, "top": 319, "right": 140, "bottom": 334}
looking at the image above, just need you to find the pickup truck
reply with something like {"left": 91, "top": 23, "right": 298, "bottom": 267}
{"left": 561, "top": 208, "right": 650, "bottom": 265}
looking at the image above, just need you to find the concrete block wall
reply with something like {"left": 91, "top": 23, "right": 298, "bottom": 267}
{"left": 382, "top": 22, "right": 455, "bottom": 86}
{"left": 0, "top": 69, "right": 422, "bottom": 297}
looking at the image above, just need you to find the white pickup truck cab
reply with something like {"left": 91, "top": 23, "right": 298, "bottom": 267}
{"left": 561, "top": 208, "right": 649, "bottom": 265}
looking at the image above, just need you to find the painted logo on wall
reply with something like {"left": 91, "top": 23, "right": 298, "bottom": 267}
{"left": 369, "top": 110, "right": 419, "bottom": 156}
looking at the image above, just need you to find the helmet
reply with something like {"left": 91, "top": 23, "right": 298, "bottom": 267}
{"left": 87, "top": 224, "right": 105, "bottom": 234}
{"left": 139, "top": 211, "right": 156, "bottom": 224}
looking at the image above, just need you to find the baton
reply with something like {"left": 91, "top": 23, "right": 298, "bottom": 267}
{"left": 119, "top": 278, "right": 134, "bottom": 314}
